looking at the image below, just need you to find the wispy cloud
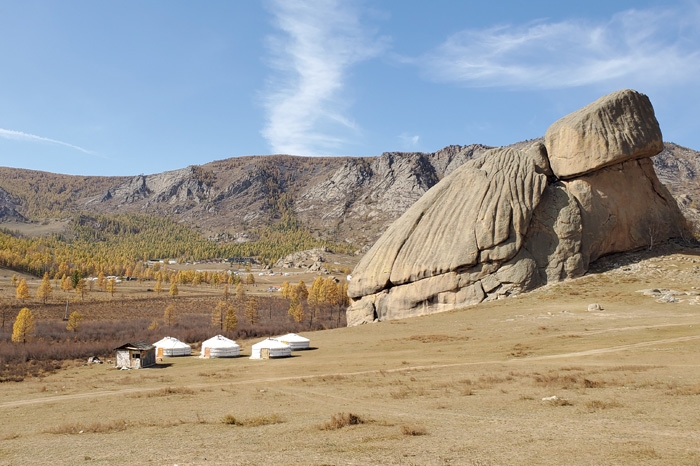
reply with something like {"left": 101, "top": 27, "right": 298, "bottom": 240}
{"left": 419, "top": 6, "right": 700, "bottom": 90}
{"left": 0, "top": 128, "right": 95, "bottom": 155}
{"left": 261, "top": 0, "right": 387, "bottom": 155}
{"left": 399, "top": 132, "right": 420, "bottom": 149}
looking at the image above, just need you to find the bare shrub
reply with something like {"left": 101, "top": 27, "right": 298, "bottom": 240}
{"left": 222, "top": 414, "right": 284, "bottom": 427}
{"left": 584, "top": 399, "right": 623, "bottom": 411}
{"left": 142, "top": 387, "right": 195, "bottom": 397}
{"left": 45, "top": 420, "right": 129, "bottom": 434}
{"left": 319, "top": 412, "right": 366, "bottom": 430}
{"left": 400, "top": 424, "right": 428, "bottom": 436}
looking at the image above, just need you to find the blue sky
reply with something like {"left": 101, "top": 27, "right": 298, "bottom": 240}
{"left": 0, "top": 0, "right": 698, "bottom": 176}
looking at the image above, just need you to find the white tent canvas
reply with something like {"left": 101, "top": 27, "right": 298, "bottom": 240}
{"left": 200, "top": 335, "right": 240, "bottom": 358}
{"left": 250, "top": 338, "right": 291, "bottom": 359}
{"left": 153, "top": 336, "right": 191, "bottom": 357}
{"left": 275, "top": 333, "right": 310, "bottom": 350}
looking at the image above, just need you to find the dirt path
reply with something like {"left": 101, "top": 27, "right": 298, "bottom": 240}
{"left": 2, "top": 334, "right": 699, "bottom": 410}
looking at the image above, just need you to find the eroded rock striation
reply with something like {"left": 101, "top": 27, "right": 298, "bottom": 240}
{"left": 347, "top": 89, "right": 685, "bottom": 326}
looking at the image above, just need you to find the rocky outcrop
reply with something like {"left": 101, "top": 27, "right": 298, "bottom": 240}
{"left": 347, "top": 89, "right": 686, "bottom": 326}
{"left": 0, "top": 186, "right": 25, "bottom": 222}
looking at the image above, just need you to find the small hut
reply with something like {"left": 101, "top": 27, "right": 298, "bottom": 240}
{"left": 200, "top": 335, "right": 240, "bottom": 358}
{"left": 250, "top": 338, "right": 291, "bottom": 360}
{"left": 275, "top": 333, "right": 310, "bottom": 351}
{"left": 153, "top": 336, "right": 191, "bottom": 358}
{"left": 114, "top": 342, "right": 156, "bottom": 369}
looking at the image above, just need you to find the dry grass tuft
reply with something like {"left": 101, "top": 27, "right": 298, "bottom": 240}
{"left": 222, "top": 413, "right": 284, "bottom": 427}
{"left": 319, "top": 412, "right": 366, "bottom": 430}
{"left": 509, "top": 343, "right": 532, "bottom": 358}
{"left": 400, "top": 424, "right": 428, "bottom": 436}
{"left": 584, "top": 399, "right": 623, "bottom": 411}
{"left": 665, "top": 382, "right": 700, "bottom": 396}
{"left": 131, "top": 386, "right": 195, "bottom": 398}
{"left": 408, "top": 334, "right": 465, "bottom": 343}
{"left": 45, "top": 420, "right": 129, "bottom": 435}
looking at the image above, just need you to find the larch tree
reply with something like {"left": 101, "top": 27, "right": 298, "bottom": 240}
{"left": 308, "top": 276, "right": 324, "bottom": 307}
{"left": 245, "top": 273, "right": 255, "bottom": 285}
{"left": 105, "top": 278, "right": 117, "bottom": 296}
{"left": 75, "top": 278, "right": 87, "bottom": 300}
{"left": 12, "top": 307, "right": 35, "bottom": 344}
{"left": 212, "top": 300, "right": 227, "bottom": 330}
{"left": 296, "top": 280, "right": 309, "bottom": 302}
{"left": 245, "top": 296, "right": 259, "bottom": 325}
{"left": 15, "top": 278, "right": 30, "bottom": 302}
{"left": 163, "top": 304, "right": 176, "bottom": 326}
{"left": 288, "top": 294, "right": 304, "bottom": 323}
{"left": 235, "top": 283, "right": 246, "bottom": 301}
{"left": 60, "top": 274, "right": 72, "bottom": 293}
{"left": 66, "top": 311, "right": 82, "bottom": 332}
{"left": 169, "top": 282, "right": 179, "bottom": 298}
{"left": 37, "top": 272, "right": 53, "bottom": 304}
{"left": 154, "top": 277, "right": 163, "bottom": 294}
{"left": 224, "top": 304, "right": 238, "bottom": 332}
{"left": 222, "top": 284, "right": 230, "bottom": 302}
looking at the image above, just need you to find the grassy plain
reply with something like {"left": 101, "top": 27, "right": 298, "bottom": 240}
{"left": 1, "top": 245, "right": 700, "bottom": 465}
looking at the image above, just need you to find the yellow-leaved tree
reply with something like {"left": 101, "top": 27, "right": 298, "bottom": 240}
{"left": 224, "top": 304, "right": 238, "bottom": 332}
{"left": 245, "top": 296, "right": 259, "bottom": 325}
{"left": 163, "top": 304, "right": 176, "bottom": 326}
{"left": 36, "top": 272, "right": 53, "bottom": 304}
{"left": 12, "top": 307, "right": 35, "bottom": 343}
{"left": 169, "top": 282, "right": 179, "bottom": 298}
{"left": 15, "top": 278, "right": 30, "bottom": 302}
{"left": 66, "top": 311, "right": 82, "bottom": 332}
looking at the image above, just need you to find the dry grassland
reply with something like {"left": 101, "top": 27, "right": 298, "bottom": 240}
{"left": 1, "top": 245, "right": 700, "bottom": 465}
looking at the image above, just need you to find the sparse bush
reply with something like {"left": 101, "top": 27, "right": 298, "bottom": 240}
{"left": 400, "top": 424, "right": 428, "bottom": 436}
{"left": 319, "top": 412, "right": 365, "bottom": 430}
{"left": 222, "top": 413, "right": 283, "bottom": 427}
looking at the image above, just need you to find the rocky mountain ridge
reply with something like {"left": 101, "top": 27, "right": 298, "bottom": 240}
{"left": 0, "top": 139, "right": 697, "bottom": 247}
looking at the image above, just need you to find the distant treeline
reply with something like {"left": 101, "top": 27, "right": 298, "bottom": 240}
{"left": 0, "top": 213, "right": 354, "bottom": 278}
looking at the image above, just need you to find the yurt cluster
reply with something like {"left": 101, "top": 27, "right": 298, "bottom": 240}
{"left": 114, "top": 333, "right": 310, "bottom": 369}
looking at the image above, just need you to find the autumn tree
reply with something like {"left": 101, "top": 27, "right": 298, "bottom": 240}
{"left": 169, "top": 282, "right": 179, "bottom": 298}
{"left": 296, "top": 280, "right": 309, "bottom": 302}
{"left": 288, "top": 294, "right": 304, "bottom": 323}
{"left": 70, "top": 270, "right": 82, "bottom": 290}
{"left": 280, "top": 281, "right": 291, "bottom": 299}
{"left": 245, "top": 273, "right": 255, "bottom": 285}
{"left": 66, "top": 311, "right": 82, "bottom": 332}
{"left": 222, "top": 284, "right": 230, "bottom": 301}
{"left": 75, "top": 278, "right": 87, "bottom": 300}
{"left": 61, "top": 274, "right": 72, "bottom": 293}
{"left": 245, "top": 296, "right": 259, "bottom": 325}
{"left": 106, "top": 277, "right": 117, "bottom": 296}
{"left": 163, "top": 303, "right": 176, "bottom": 326}
{"left": 12, "top": 307, "right": 35, "bottom": 343}
{"left": 97, "top": 272, "right": 106, "bottom": 290}
{"left": 212, "top": 300, "right": 228, "bottom": 330}
{"left": 224, "top": 304, "right": 238, "bottom": 331}
{"left": 235, "top": 283, "right": 246, "bottom": 301}
{"left": 154, "top": 277, "right": 163, "bottom": 294}
{"left": 37, "top": 272, "right": 53, "bottom": 304}
{"left": 308, "top": 276, "right": 324, "bottom": 307}
{"left": 15, "top": 278, "right": 30, "bottom": 301}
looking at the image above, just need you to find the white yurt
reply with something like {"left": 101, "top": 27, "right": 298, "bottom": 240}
{"left": 250, "top": 338, "right": 291, "bottom": 359}
{"left": 200, "top": 335, "right": 240, "bottom": 358}
{"left": 153, "top": 336, "right": 191, "bottom": 357}
{"left": 275, "top": 333, "right": 310, "bottom": 350}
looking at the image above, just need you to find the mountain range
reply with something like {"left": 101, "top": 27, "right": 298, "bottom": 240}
{"left": 0, "top": 141, "right": 698, "bottom": 248}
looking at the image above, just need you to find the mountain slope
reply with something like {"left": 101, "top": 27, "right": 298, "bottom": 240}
{"left": 0, "top": 142, "right": 697, "bottom": 247}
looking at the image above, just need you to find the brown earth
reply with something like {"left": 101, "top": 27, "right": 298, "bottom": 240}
{"left": 1, "top": 242, "right": 699, "bottom": 465}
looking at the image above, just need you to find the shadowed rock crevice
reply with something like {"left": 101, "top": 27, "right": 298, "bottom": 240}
{"left": 347, "top": 89, "right": 686, "bottom": 326}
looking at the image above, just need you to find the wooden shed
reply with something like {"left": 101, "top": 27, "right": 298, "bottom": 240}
{"left": 114, "top": 342, "right": 156, "bottom": 369}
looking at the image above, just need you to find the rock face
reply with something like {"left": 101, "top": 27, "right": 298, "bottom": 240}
{"left": 347, "top": 89, "right": 686, "bottom": 326}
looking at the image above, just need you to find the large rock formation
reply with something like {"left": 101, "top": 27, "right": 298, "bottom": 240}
{"left": 347, "top": 89, "right": 686, "bottom": 326}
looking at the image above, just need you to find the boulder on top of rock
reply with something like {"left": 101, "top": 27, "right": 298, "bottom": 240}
{"left": 545, "top": 89, "right": 663, "bottom": 179}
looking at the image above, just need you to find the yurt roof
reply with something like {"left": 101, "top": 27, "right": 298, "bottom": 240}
{"left": 202, "top": 335, "right": 239, "bottom": 348}
{"left": 252, "top": 338, "right": 290, "bottom": 350}
{"left": 153, "top": 336, "right": 190, "bottom": 349}
{"left": 276, "top": 333, "right": 310, "bottom": 343}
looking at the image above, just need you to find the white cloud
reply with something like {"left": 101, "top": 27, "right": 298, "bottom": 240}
{"left": 420, "top": 6, "right": 700, "bottom": 90}
{"left": 261, "top": 0, "right": 387, "bottom": 155}
{"left": 399, "top": 132, "right": 420, "bottom": 149}
{"left": 0, "top": 128, "right": 95, "bottom": 155}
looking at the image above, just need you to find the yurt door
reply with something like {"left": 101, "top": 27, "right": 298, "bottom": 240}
{"left": 204, "top": 348, "right": 211, "bottom": 358}
{"left": 261, "top": 348, "right": 270, "bottom": 359}
{"left": 157, "top": 347, "right": 164, "bottom": 359}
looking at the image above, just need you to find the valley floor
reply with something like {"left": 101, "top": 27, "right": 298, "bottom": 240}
{"left": 1, "top": 245, "right": 700, "bottom": 465}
